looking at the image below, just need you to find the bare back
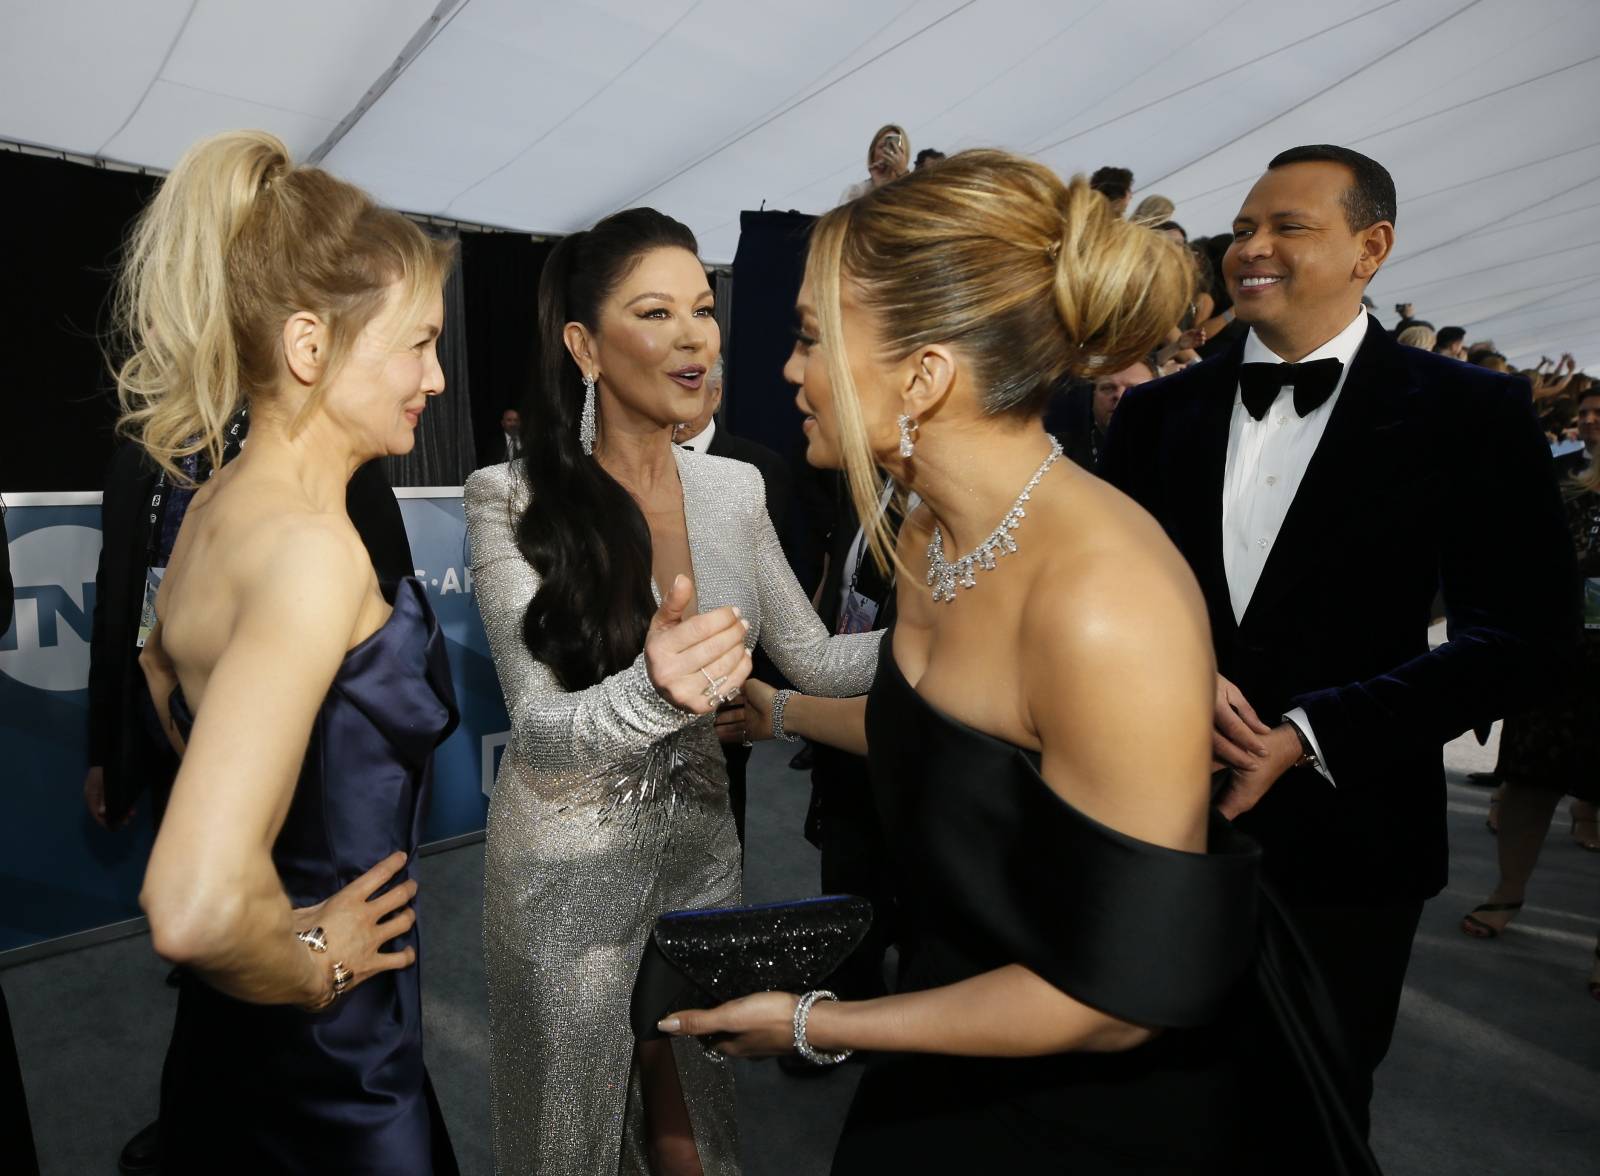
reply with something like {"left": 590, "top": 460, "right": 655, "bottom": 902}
{"left": 147, "top": 458, "right": 390, "bottom": 730}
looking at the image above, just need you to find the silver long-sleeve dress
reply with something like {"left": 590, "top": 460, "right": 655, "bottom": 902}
{"left": 465, "top": 449, "right": 881, "bottom": 1175}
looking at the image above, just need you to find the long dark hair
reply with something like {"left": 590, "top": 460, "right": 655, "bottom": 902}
{"left": 517, "top": 208, "right": 701, "bottom": 691}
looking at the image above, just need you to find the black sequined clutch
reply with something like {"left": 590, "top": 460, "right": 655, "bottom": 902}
{"left": 630, "top": 895, "right": 873, "bottom": 1039}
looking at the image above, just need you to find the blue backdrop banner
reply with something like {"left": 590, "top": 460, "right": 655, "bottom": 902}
{"left": 0, "top": 488, "right": 506, "bottom": 957}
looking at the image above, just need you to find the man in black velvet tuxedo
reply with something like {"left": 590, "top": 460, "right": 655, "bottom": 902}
{"left": 1102, "top": 145, "right": 1576, "bottom": 1138}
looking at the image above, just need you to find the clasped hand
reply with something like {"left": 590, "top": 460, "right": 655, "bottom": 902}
{"left": 1211, "top": 674, "right": 1304, "bottom": 820}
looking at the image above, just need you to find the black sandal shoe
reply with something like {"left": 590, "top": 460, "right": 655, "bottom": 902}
{"left": 1460, "top": 901, "right": 1523, "bottom": 939}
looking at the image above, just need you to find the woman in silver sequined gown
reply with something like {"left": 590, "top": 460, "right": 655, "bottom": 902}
{"left": 464, "top": 209, "right": 880, "bottom": 1175}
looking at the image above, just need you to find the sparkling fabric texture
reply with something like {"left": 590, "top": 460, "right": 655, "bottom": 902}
{"left": 464, "top": 450, "right": 880, "bottom": 1175}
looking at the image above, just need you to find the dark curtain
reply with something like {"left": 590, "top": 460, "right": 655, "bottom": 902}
{"left": 1, "top": 152, "right": 159, "bottom": 492}
{"left": 384, "top": 231, "right": 476, "bottom": 487}
{"left": 460, "top": 231, "right": 553, "bottom": 469}
{"left": 727, "top": 210, "right": 829, "bottom": 591}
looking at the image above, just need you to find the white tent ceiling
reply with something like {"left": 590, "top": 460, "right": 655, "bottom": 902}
{"left": 5, "top": 0, "right": 1599, "bottom": 368}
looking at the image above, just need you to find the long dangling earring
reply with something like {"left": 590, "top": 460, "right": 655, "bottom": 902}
{"left": 580, "top": 373, "right": 598, "bottom": 455}
{"left": 897, "top": 413, "right": 918, "bottom": 459}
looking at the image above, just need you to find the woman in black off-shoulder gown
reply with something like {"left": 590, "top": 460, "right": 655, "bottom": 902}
{"left": 831, "top": 631, "right": 1373, "bottom": 1174}
{"left": 656, "top": 151, "right": 1378, "bottom": 1175}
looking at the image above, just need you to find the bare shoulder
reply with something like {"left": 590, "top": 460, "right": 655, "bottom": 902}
{"left": 243, "top": 509, "right": 370, "bottom": 586}
{"left": 1028, "top": 475, "right": 1207, "bottom": 648}
{"left": 1019, "top": 481, "right": 1214, "bottom": 849}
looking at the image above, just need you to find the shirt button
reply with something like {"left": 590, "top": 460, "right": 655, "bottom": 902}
{"left": 1276, "top": 415, "right": 1289, "bottom": 427}
{"left": 1265, "top": 475, "right": 1278, "bottom": 486}
{"left": 1256, "top": 538, "right": 1269, "bottom": 549}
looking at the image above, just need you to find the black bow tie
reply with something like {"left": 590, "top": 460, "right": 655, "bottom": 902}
{"left": 1238, "top": 357, "right": 1344, "bottom": 421}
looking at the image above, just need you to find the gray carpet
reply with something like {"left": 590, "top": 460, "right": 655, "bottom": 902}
{"left": 5, "top": 731, "right": 1597, "bottom": 1174}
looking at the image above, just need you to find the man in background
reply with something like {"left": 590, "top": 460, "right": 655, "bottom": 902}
{"left": 480, "top": 406, "right": 522, "bottom": 467}
{"left": 1049, "top": 360, "right": 1153, "bottom": 475}
{"left": 1432, "top": 326, "right": 1467, "bottom": 360}
{"left": 1103, "top": 144, "right": 1574, "bottom": 1153}
{"left": 675, "top": 358, "right": 792, "bottom": 546}
{"left": 675, "top": 358, "right": 793, "bottom": 844}
{"left": 1089, "top": 165, "right": 1134, "bottom": 216}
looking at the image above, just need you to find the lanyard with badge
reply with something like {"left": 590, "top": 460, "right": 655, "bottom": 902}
{"left": 837, "top": 481, "right": 902, "bottom": 636}
{"left": 136, "top": 406, "right": 249, "bottom": 648}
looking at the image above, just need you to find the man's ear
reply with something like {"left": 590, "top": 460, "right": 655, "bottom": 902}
{"left": 901, "top": 344, "right": 958, "bottom": 423}
{"left": 563, "top": 322, "right": 597, "bottom": 379}
{"left": 1354, "top": 221, "right": 1394, "bottom": 282}
{"left": 282, "top": 311, "right": 327, "bottom": 387}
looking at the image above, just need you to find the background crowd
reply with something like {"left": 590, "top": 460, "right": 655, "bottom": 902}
{"left": 2, "top": 112, "right": 1595, "bottom": 1176}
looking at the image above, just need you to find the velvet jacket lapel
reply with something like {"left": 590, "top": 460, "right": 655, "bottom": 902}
{"left": 1238, "top": 317, "right": 1412, "bottom": 634}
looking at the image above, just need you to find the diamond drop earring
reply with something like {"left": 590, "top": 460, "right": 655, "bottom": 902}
{"left": 897, "top": 414, "right": 918, "bottom": 459}
{"left": 579, "top": 373, "right": 598, "bottom": 455}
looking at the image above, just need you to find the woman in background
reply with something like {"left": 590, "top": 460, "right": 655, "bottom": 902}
{"left": 839, "top": 124, "right": 911, "bottom": 204}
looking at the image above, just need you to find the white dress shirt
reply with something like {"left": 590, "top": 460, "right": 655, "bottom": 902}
{"left": 678, "top": 418, "right": 717, "bottom": 453}
{"left": 1222, "top": 307, "right": 1370, "bottom": 784}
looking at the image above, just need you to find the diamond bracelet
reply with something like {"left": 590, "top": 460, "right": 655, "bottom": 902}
{"left": 770, "top": 689, "right": 803, "bottom": 744}
{"left": 793, "top": 989, "right": 852, "bottom": 1066}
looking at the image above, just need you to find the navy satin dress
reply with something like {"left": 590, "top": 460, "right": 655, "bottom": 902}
{"left": 159, "top": 577, "right": 460, "bottom": 1174}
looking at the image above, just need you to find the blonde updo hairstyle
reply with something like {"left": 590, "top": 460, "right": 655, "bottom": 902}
{"left": 806, "top": 148, "right": 1193, "bottom": 564}
{"left": 115, "top": 129, "right": 455, "bottom": 483}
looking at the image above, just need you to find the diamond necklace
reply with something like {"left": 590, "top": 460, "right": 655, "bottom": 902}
{"left": 925, "top": 438, "right": 1064, "bottom": 603}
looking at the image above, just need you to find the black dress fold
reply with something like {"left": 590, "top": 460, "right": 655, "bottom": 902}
{"left": 832, "top": 629, "right": 1379, "bottom": 1174}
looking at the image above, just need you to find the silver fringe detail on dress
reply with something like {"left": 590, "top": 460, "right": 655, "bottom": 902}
{"left": 580, "top": 373, "right": 598, "bottom": 455}
{"left": 464, "top": 453, "right": 881, "bottom": 1175}
{"left": 926, "top": 437, "right": 1064, "bottom": 603}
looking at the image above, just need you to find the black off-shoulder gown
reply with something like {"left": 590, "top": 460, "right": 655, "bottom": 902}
{"left": 832, "top": 630, "right": 1379, "bottom": 1175}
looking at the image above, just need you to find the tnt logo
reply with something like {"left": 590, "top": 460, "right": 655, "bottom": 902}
{"left": 0, "top": 525, "right": 100, "bottom": 692}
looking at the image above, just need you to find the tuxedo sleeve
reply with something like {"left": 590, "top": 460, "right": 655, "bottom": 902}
{"left": 346, "top": 461, "right": 414, "bottom": 589}
{"left": 1290, "top": 378, "right": 1579, "bottom": 787}
{"left": 1098, "top": 383, "right": 1152, "bottom": 507}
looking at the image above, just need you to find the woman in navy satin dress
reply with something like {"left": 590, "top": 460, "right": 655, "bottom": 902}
{"left": 115, "top": 129, "right": 460, "bottom": 1174}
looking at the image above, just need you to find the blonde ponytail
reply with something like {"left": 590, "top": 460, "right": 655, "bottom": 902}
{"left": 806, "top": 148, "right": 1192, "bottom": 569}
{"left": 114, "top": 129, "right": 453, "bottom": 483}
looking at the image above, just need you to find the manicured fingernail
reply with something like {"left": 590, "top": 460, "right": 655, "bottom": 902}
{"left": 731, "top": 606, "right": 742, "bottom": 618}
{"left": 741, "top": 619, "right": 750, "bottom": 632}
{"left": 657, "top": 1016, "right": 680, "bottom": 1033}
